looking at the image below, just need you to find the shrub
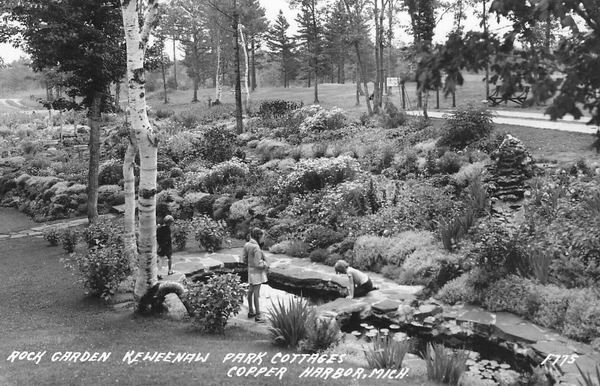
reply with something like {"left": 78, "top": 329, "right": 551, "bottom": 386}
{"left": 530, "top": 284, "right": 570, "bottom": 330}
{"left": 562, "top": 289, "right": 600, "bottom": 342}
{"left": 191, "top": 215, "right": 227, "bottom": 252}
{"left": 172, "top": 219, "right": 191, "bottom": 251}
{"left": 364, "top": 330, "right": 410, "bottom": 370}
{"left": 165, "top": 131, "right": 202, "bottom": 162}
{"left": 60, "top": 227, "right": 80, "bottom": 254}
{"left": 438, "top": 105, "right": 494, "bottom": 150}
{"left": 423, "top": 343, "right": 468, "bottom": 386}
{"left": 155, "top": 109, "right": 175, "bottom": 119}
{"left": 199, "top": 125, "right": 237, "bottom": 164}
{"left": 303, "top": 225, "right": 345, "bottom": 250}
{"left": 43, "top": 227, "right": 60, "bottom": 246}
{"left": 309, "top": 249, "right": 330, "bottom": 263}
{"left": 277, "top": 155, "right": 361, "bottom": 195}
{"left": 257, "top": 99, "right": 302, "bottom": 119}
{"left": 481, "top": 275, "right": 538, "bottom": 317}
{"left": 267, "top": 296, "right": 315, "bottom": 348}
{"left": 382, "top": 102, "right": 408, "bottom": 129}
{"left": 437, "top": 151, "right": 463, "bottom": 174}
{"left": 82, "top": 218, "right": 123, "bottom": 248}
{"left": 299, "top": 315, "right": 342, "bottom": 353}
{"left": 399, "top": 247, "right": 463, "bottom": 291}
{"left": 184, "top": 274, "right": 246, "bottom": 334}
{"left": 436, "top": 271, "right": 480, "bottom": 305}
{"left": 64, "top": 240, "right": 133, "bottom": 300}
{"left": 98, "top": 159, "right": 122, "bottom": 186}
{"left": 255, "top": 139, "right": 290, "bottom": 162}
{"left": 576, "top": 364, "right": 600, "bottom": 386}
{"left": 299, "top": 106, "right": 347, "bottom": 134}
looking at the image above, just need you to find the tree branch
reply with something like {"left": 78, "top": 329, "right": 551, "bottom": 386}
{"left": 140, "top": 0, "right": 160, "bottom": 48}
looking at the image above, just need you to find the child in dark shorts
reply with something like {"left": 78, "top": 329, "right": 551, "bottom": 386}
{"left": 157, "top": 215, "right": 174, "bottom": 275}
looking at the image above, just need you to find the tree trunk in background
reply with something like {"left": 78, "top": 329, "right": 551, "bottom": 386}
{"left": 172, "top": 36, "right": 178, "bottom": 90}
{"left": 121, "top": 0, "right": 159, "bottom": 305}
{"left": 354, "top": 42, "right": 372, "bottom": 115}
{"left": 233, "top": 1, "right": 243, "bottom": 134}
{"left": 387, "top": 0, "right": 393, "bottom": 85}
{"left": 251, "top": 38, "right": 257, "bottom": 91}
{"left": 373, "top": 0, "right": 380, "bottom": 112}
{"left": 161, "top": 59, "right": 168, "bottom": 104}
{"left": 423, "top": 89, "right": 429, "bottom": 119}
{"left": 86, "top": 92, "right": 101, "bottom": 224}
{"left": 215, "top": 29, "right": 223, "bottom": 102}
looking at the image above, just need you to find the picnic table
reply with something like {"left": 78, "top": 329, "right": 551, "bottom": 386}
{"left": 487, "top": 86, "right": 530, "bottom": 107}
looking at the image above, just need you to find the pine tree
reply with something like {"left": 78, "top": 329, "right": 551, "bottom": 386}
{"left": 266, "top": 11, "right": 296, "bottom": 88}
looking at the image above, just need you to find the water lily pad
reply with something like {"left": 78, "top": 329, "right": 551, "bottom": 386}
{"left": 360, "top": 323, "right": 369, "bottom": 328}
{"left": 351, "top": 330, "right": 362, "bottom": 336}
{"left": 389, "top": 324, "right": 400, "bottom": 329}
{"left": 380, "top": 328, "right": 389, "bottom": 334}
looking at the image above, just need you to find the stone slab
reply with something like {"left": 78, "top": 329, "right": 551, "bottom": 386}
{"left": 495, "top": 323, "right": 549, "bottom": 344}
{"left": 372, "top": 299, "right": 401, "bottom": 313}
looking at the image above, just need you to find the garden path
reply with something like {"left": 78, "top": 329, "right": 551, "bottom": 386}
{"left": 407, "top": 109, "right": 599, "bottom": 134}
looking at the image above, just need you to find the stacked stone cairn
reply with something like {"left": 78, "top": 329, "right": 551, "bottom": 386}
{"left": 485, "top": 134, "right": 534, "bottom": 206}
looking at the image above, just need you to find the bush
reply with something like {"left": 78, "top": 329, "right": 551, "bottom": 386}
{"left": 268, "top": 296, "right": 315, "bottom": 348}
{"left": 255, "top": 139, "right": 290, "bottom": 162}
{"left": 271, "top": 240, "right": 310, "bottom": 258}
{"left": 364, "top": 330, "right": 410, "bottom": 370}
{"left": 180, "top": 158, "right": 249, "bottom": 194}
{"left": 382, "top": 102, "right": 408, "bottom": 129}
{"left": 165, "top": 132, "right": 202, "bottom": 162}
{"left": 303, "top": 225, "right": 345, "bottom": 250}
{"left": 64, "top": 239, "right": 133, "bottom": 300}
{"left": 423, "top": 343, "right": 468, "bottom": 386}
{"left": 277, "top": 155, "right": 361, "bottom": 195}
{"left": 98, "top": 159, "right": 122, "bottom": 186}
{"left": 438, "top": 105, "right": 494, "bottom": 150}
{"left": 436, "top": 271, "right": 481, "bottom": 305}
{"left": 171, "top": 219, "right": 191, "bottom": 251}
{"left": 299, "top": 315, "right": 341, "bottom": 353}
{"left": 530, "top": 284, "right": 570, "bottom": 330}
{"left": 60, "top": 227, "right": 79, "bottom": 254}
{"left": 437, "top": 151, "right": 463, "bottom": 174}
{"left": 482, "top": 275, "right": 538, "bottom": 317}
{"left": 191, "top": 215, "right": 227, "bottom": 252}
{"left": 257, "top": 99, "right": 302, "bottom": 119}
{"left": 309, "top": 249, "right": 330, "bottom": 263}
{"left": 82, "top": 218, "right": 123, "bottom": 248}
{"left": 562, "top": 289, "right": 600, "bottom": 342}
{"left": 298, "top": 106, "right": 347, "bottom": 134}
{"left": 184, "top": 274, "right": 246, "bottom": 334}
{"left": 199, "top": 125, "right": 237, "bottom": 164}
{"left": 155, "top": 109, "right": 175, "bottom": 119}
{"left": 43, "top": 227, "right": 60, "bottom": 246}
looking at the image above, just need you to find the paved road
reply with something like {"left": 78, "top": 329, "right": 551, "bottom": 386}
{"left": 407, "top": 109, "right": 599, "bottom": 134}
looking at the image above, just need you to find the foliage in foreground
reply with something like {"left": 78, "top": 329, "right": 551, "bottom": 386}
{"left": 267, "top": 296, "right": 314, "bottom": 348}
{"left": 184, "top": 274, "right": 246, "bottom": 334}
{"left": 364, "top": 331, "right": 410, "bottom": 370}
{"left": 422, "top": 343, "right": 468, "bottom": 386}
{"left": 577, "top": 364, "right": 600, "bottom": 386}
{"left": 299, "top": 315, "right": 342, "bottom": 353}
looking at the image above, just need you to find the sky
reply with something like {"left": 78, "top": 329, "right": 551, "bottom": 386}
{"left": 0, "top": 0, "right": 508, "bottom": 64}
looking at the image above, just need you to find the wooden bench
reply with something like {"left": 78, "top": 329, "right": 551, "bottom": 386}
{"left": 487, "top": 86, "right": 530, "bottom": 107}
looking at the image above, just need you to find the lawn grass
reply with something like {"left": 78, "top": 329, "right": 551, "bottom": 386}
{"left": 0, "top": 216, "right": 432, "bottom": 386}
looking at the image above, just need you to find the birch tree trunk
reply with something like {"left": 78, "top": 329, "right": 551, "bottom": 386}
{"left": 87, "top": 92, "right": 101, "bottom": 223}
{"left": 238, "top": 24, "right": 250, "bottom": 114}
{"left": 121, "top": 0, "right": 159, "bottom": 305}
{"left": 122, "top": 127, "right": 138, "bottom": 264}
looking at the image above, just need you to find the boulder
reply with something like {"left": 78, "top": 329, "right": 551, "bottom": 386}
{"left": 163, "top": 293, "right": 188, "bottom": 321}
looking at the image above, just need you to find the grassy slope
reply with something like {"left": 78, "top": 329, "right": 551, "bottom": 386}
{"left": 147, "top": 83, "right": 600, "bottom": 165}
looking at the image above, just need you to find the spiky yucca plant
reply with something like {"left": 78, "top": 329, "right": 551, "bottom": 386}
{"left": 577, "top": 364, "right": 600, "bottom": 386}
{"left": 423, "top": 343, "right": 468, "bottom": 386}
{"left": 364, "top": 331, "right": 410, "bottom": 369}
{"left": 267, "top": 296, "right": 314, "bottom": 348}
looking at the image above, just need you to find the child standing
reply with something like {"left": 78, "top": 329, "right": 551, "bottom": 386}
{"left": 157, "top": 215, "right": 174, "bottom": 275}
{"left": 242, "top": 228, "right": 269, "bottom": 322}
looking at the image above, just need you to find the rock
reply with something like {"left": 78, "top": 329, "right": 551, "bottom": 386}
{"left": 372, "top": 299, "right": 401, "bottom": 313}
{"left": 164, "top": 293, "right": 188, "bottom": 321}
{"left": 414, "top": 304, "right": 443, "bottom": 319}
{"left": 592, "top": 338, "right": 600, "bottom": 353}
{"left": 484, "top": 134, "right": 534, "bottom": 206}
{"left": 316, "top": 298, "right": 369, "bottom": 326}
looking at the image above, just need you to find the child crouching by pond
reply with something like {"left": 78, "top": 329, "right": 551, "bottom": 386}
{"left": 334, "top": 260, "right": 375, "bottom": 298}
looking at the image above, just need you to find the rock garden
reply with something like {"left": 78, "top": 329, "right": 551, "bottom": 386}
{"left": 2, "top": 101, "right": 600, "bottom": 385}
